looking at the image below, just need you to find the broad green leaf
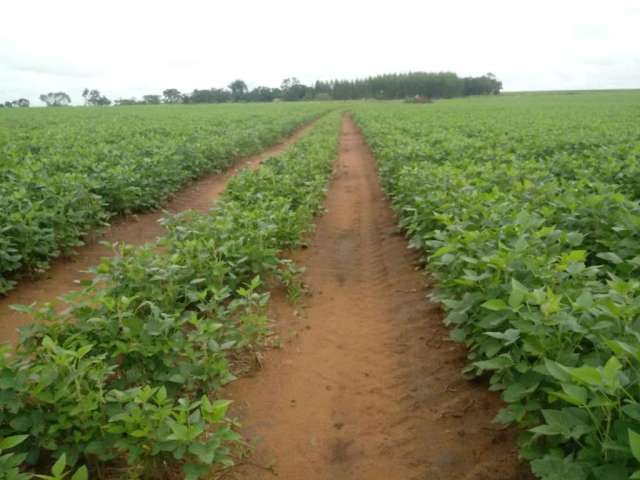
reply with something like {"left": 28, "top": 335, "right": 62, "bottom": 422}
{"left": 485, "top": 329, "right": 520, "bottom": 345}
{"left": 629, "top": 429, "right": 640, "bottom": 462}
{"left": 574, "top": 291, "right": 593, "bottom": 310}
{"left": 432, "top": 245, "right": 455, "bottom": 258}
{"left": 71, "top": 466, "right": 88, "bottom": 480}
{"left": 566, "top": 232, "right": 584, "bottom": 246}
{"left": 509, "top": 278, "right": 528, "bottom": 309}
{"left": 603, "top": 356, "right": 622, "bottom": 386}
{"left": 481, "top": 299, "right": 510, "bottom": 311}
{"left": 52, "top": 453, "right": 66, "bottom": 477}
{"left": 544, "top": 359, "right": 570, "bottom": 382}
{"left": 0, "top": 434, "right": 29, "bottom": 450}
{"left": 568, "top": 366, "right": 602, "bottom": 386}
{"left": 560, "top": 383, "right": 587, "bottom": 406}
{"left": 597, "top": 252, "right": 623, "bottom": 264}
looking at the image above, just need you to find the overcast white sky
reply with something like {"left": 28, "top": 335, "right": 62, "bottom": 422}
{"left": 1, "top": 0, "right": 639, "bottom": 104}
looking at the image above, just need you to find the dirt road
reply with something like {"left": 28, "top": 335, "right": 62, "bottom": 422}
{"left": 0, "top": 120, "right": 318, "bottom": 344}
{"left": 224, "top": 116, "right": 530, "bottom": 480}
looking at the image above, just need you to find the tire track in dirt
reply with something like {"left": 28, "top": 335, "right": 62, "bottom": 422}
{"left": 223, "top": 115, "right": 532, "bottom": 479}
{"left": 0, "top": 119, "right": 320, "bottom": 344}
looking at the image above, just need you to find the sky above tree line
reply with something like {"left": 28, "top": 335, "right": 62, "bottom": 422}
{"left": 1, "top": 0, "right": 638, "bottom": 104}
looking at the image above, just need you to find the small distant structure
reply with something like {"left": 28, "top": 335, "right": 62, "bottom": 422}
{"left": 404, "top": 95, "right": 433, "bottom": 104}
{"left": 414, "top": 95, "right": 433, "bottom": 103}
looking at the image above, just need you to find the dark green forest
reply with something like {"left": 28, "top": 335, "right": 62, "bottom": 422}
{"left": 313, "top": 72, "right": 502, "bottom": 100}
{"left": 179, "top": 72, "right": 502, "bottom": 104}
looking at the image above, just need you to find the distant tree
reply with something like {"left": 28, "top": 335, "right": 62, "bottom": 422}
{"left": 114, "top": 97, "right": 139, "bottom": 106}
{"left": 188, "top": 88, "right": 231, "bottom": 103}
{"left": 246, "top": 86, "right": 279, "bottom": 102}
{"left": 228, "top": 79, "right": 248, "bottom": 101}
{"left": 39, "top": 92, "right": 72, "bottom": 107}
{"left": 485, "top": 73, "right": 502, "bottom": 94}
{"left": 2, "top": 99, "right": 30, "bottom": 107}
{"left": 162, "top": 88, "right": 182, "bottom": 104}
{"left": 314, "top": 80, "right": 332, "bottom": 97}
{"left": 280, "top": 77, "right": 308, "bottom": 101}
{"left": 462, "top": 73, "right": 502, "bottom": 96}
{"left": 280, "top": 77, "right": 298, "bottom": 91}
{"left": 142, "top": 94, "right": 162, "bottom": 104}
{"left": 82, "top": 88, "right": 111, "bottom": 106}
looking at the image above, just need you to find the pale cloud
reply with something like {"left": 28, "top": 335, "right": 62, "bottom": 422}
{"left": 1, "top": 0, "right": 639, "bottom": 104}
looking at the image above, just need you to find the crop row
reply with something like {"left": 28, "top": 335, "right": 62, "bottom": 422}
{"left": 353, "top": 94, "right": 640, "bottom": 480}
{"left": 0, "top": 104, "right": 330, "bottom": 294}
{"left": 0, "top": 112, "right": 342, "bottom": 479}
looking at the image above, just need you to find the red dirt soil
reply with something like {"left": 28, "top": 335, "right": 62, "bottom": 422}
{"left": 0, "top": 121, "right": 318, "bottom": 345}
{"left": 223, "top": 116, "right": 532, "bottom": 480}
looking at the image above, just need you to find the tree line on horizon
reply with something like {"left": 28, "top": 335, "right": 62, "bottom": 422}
{"left": 0, "top": 72, "right": 502, "bottom": 108}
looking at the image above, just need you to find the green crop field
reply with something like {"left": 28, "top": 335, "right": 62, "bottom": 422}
{"left": 352, "top": 91, "right": 640, "bottom": 479}
{"left": 2, "top": 91, "right": 640, "bottom": 480}
{"left": 0, "top": 109, "right": 342, "bottom": 479}
{"left": 0, "top": 103, "right": 329, "bottom": 294}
